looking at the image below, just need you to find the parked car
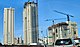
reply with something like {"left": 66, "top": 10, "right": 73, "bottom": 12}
{"left": 55, "top": 38, "right": 77, "bottom": 47}
{"left": 74, "top": 38, "right": 80, "bottom": 46}
{"left": 29, "top": 43, "right": 42, "bottom": 45}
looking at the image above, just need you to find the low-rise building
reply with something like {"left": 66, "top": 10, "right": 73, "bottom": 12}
{"left": 14, "top": 37, "right": 23, "bottom": 45}
{"left": 48, "top": 21, "right": 78, "bottom": 45}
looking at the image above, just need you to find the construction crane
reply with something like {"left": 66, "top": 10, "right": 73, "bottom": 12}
{"left": 28, "top": 0, "right": 38, "bottom": 3}
{"left": 53, "top": 10, "right": 74, "bottom": 22}
{"left": 45, "top": 18, "right": 66, "bottom": 25}
{"left": 53, "top": 10, "right": 75, "bottom": 38}
{"left": 45, "top": 18, "right": 66, "bottom": 47}
{"left": 28, "top": 0, "right": 30, "bottom": 2}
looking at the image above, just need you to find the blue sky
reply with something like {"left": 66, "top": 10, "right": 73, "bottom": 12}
{"left": 0, "top": 0, "right": 80, "bottom": 44}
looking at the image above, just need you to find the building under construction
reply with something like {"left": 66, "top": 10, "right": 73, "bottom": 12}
{"left": 23, "top": 0, "right": 38, "bottom": 45}
{"left": 48, "top": 21, "right": 78, "bottom": 45}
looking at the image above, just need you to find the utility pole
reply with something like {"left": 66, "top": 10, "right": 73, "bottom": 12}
{"left": 41, "top": 31, "right": 44, "bottom": 43}
{"left": 46, "top": 28, "right": 48, "bottom": 47}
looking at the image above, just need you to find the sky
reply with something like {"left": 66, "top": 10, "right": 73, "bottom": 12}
{"left": 0, "top": 0, "right": 80, "bottom": 44}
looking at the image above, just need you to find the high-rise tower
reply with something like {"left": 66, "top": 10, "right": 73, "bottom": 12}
{"left": 23, "top": 1, "right": 38, "bottom": 45}
{"left": 4, "top": 8, "right": 14, "bottom": 45}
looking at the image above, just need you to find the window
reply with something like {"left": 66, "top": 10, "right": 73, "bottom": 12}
{"left": 56, "top": 34, "right": 58, "bottom": 37}
{"left": 74, "top": 31, "right": 76, "bottom": 34}
{"left": 25, "top": 17, "right": 27, "bottom": 19}
{"left": 64, "top": 33, "right": 66, "bottom": 37}
{"left": 55, "top": 39, "right": 72, "bottom": 45}
{"left": 56, "top": 29, "right": 57, "bottom": 33}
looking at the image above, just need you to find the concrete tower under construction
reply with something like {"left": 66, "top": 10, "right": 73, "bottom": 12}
{"left": 23, "top": 1, "right": 38, "bottom": 45}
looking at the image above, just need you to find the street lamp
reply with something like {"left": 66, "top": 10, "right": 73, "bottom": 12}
{"left": 40, "top": 31, "right": 45, "bottom": 45}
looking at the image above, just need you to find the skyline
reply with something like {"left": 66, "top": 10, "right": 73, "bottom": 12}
{"left": 0, "top": 0, "right": 80, "bottom": 44}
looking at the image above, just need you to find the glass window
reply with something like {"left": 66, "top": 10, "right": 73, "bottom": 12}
{"left": 55, "top": 39, "right": 72, "bottom": 45}
{"left": 56, "top": 29, "right": 57, "bottom": 33}
{"left": 74, "top": 31, "right": 76, "bottom": 34}
{"left": 25, "top": 17, "right": 27, "bottom": 19}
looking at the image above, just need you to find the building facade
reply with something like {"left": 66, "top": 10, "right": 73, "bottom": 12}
{"left": 4, "top": 8, "right": 14, "bottom": 45}
{"left": 23, "top": 2, "right": 38, "bottom": 45}
{"left": 48, "top": 22, "right": 78, "bottom": 45}
{"left": 14, "top": 37, "right": 23, "bottom": 45}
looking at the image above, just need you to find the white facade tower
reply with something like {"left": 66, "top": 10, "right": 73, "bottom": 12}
{"left": 23, "top": 1, "right": 38, "bottom": 45}
{"left": 4, "top": 8, "right": 14, "bottom": 45}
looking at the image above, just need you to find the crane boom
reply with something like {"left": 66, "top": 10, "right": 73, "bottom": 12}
{"left": 53, "top": 10, "right": 74, "bottom": 21}
{"left": 54, "top": 10, "right": 74, "bottom": 17}
{"left": 45, "top": 18, "right": 66, "bottom": 21}
{"left": 45, "top": 18, "right": 66, "bottom": 25}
